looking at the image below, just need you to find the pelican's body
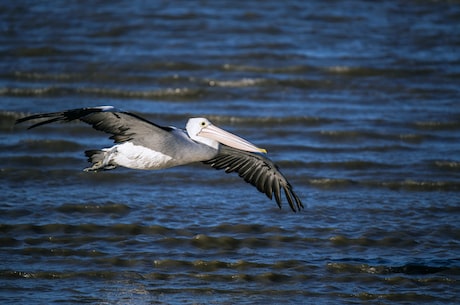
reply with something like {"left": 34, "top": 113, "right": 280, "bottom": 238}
{"left": 84, "top": 122, "right": 217, "bottom": 171}
{"left": 16, "top": 106, "right": 303, "bottom": 212}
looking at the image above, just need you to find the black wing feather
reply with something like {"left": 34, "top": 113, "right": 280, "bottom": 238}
{"left": 203, "top": 145, "right": 303, "bottom": 212}
{"left": 15, "top": 106, "right": 172, "bottom": 144}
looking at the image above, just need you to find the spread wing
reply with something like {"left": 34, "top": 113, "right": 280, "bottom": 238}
{"left": 203, "top": 145, "right": 303, "bottom": 212}
{"left": 15, "top": 106, "right": 173, "bottom": 144}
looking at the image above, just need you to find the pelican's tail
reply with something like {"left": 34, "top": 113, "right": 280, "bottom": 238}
{"left": 84, "top": 149, "right": 117, "bottom": 171}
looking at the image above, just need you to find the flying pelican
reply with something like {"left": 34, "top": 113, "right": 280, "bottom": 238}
{"left": 16, "top": 106, "right": 303, "bottom": 212}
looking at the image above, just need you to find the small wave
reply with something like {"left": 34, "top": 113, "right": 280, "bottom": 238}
{"left": 12, "top": 71, "right": 80, "bottom": 81}
{"left": 324, "top": 65, "right": 431, "bottom": 78}
{"left": 0, "top": 86, "right": 204, "bottom": 100}
{"left": 6, "top": 46, "right": 66, "bottom": 57}
{"left": 434, "top": 160, "right": 460, "bottom": 170}
{"left": 206, "top": 115, "right": 330, "bottom": 127}
{"left": 11, "top": 70, "right": 157, "bottom": 84}
{"left": 211, "top": 222, "right": 286, "bottom": 234}
{"left": 308, "top": 178, "right": 460, "bottom": 192}
{"left": 317, "top": 130, "right": 425, "bottom": 144}
{"left": 222, "top": 63, "right": 314, "bottom": 74}
{"left": 141, "top": 61, "right": 205, "bottom": 71}
{"left": 56, "top": 202, "right": 131, "bottom": 216}
{"left": 327, "top": 262, "right": 454, "bottom": 276}
{"left": 381, "top": 180, "right": 460, "bottom": 192}
{"left": 329, "top": 235, "right": 417, "bottom": 248}
{"left": 77, "top": 87, "right": 203, "bottom": 100}
{"left": 414, "top": 121, "right": 460, "bottom": 130}
{"left": 305, "top": 160, "right": 392, "bottom": 170}
{"left": 386, "top": 264, "right": 451, "bottom": 275}
{"left": 2, "top": 270, "right": 118, "bottom": 280}
{"left": 207, "top": 78, "right": 265, "bottom": 87}
{"left": 308, "top": 178, "right": 358, "bottom": 189}
{"left": 0, "top": 86, "right": 72, "bottom": 97}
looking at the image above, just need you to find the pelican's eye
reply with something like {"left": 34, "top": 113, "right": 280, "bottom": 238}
{"left": 201, "top": 121, "right": 206, "bottom": 127}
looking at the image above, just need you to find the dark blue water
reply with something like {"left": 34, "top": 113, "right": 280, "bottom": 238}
{"left": 1, "top": 1, "right": 460, "bottom": 304}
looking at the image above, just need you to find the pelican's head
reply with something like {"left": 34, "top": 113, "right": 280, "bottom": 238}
{"left": 186, "top": 118, "right": 267, "bottom": 153}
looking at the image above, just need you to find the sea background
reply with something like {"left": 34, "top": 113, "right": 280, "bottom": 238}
{"left": 1, "top": 1, "right": 460, "bottom": 304}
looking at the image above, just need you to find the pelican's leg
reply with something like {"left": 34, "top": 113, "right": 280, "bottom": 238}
{"left": 84, "top": 147, "right": 118, "bottom": 171}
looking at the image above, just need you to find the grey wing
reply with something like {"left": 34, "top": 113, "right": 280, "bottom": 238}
{"left": 15, "top": 106, "right": 173, "bottom": 145}
{"left": 203, "top": 145, "right": 304, "bottom": 212}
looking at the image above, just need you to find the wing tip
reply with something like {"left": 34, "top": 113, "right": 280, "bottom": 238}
{"left": 15, "top": 106, "right": 117, "bottom": 129}
{"left": 282, "top": 185, "right": 304, "bottom": 213}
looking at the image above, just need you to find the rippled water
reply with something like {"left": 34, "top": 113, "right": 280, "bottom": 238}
{"left": 1, "top": 1, "right": 460, "bottom": 304}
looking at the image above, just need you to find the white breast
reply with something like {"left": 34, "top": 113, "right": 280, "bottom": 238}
{"left": 109, "top": 142, "right": 173, "bottom": 170}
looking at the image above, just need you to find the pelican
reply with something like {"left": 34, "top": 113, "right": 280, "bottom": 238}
{"left": 16, "top": 106, "right": 303, "bottom": 212}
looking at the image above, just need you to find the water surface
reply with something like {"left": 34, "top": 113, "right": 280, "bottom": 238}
{"left": 1, "top": 1, "right": 460, "bottom": 304}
